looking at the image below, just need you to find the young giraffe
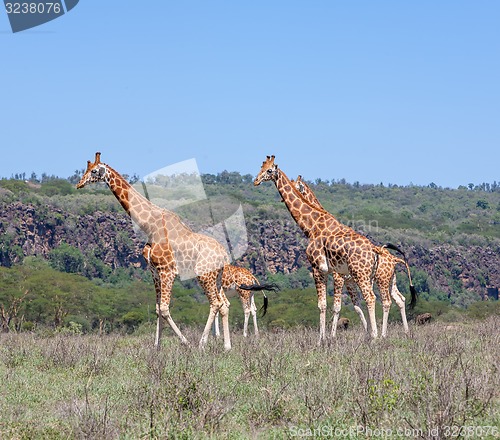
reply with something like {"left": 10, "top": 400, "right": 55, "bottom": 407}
{"left": 254, "top": 156, "right": 416, "bottom": 341}
{"left": 215, "top": 265, "right": 278, "bottom": 338}
{"left": 293, "top": 175, "right": 416, "bottom": 337}
{"left": 76, "top": 153, "right": 264, "bottom": 350}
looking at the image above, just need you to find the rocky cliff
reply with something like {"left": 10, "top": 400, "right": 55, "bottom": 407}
{"left": 1, "top": 199, "right": 499, "bottom": 301}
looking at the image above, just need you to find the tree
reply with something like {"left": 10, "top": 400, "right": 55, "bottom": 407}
{"left": 39, "top": 179, "right": 75, "bottom": 196}
{"left": 0, "top": 289, "right": 29, "bottom": 332}
{"left": 476, "top": 200, "right": 489, "bottom": 210}
{"left": 121, "top": 310, "right": 147, "bottom": 332}
{"left": 48, "top": 243, "right": 84, "bottom": 273}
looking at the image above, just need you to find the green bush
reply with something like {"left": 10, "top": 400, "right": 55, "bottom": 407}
{"left": 39, "top": 179, "right": 75, "bottom": 196}
{"left": 48, "top": 243, "right": 84, "bottom": 273}
{"left": 466, "top": 301, "right": 500, "bottom": 319}
{"left": 121, "top": 310, "right": 147, "bottom": 332}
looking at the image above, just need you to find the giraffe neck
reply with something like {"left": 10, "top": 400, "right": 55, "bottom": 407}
{"left": 274, "top": 171, "right": 324, "bottom": 236}
{"left": 297, "top": 181, "right": 347, "bottom": 231}
{"left": 105, "top": 167, "right": 167, "bottom": 242}
{"left": 105, "top": 166, "right": 195, "bottom": 245}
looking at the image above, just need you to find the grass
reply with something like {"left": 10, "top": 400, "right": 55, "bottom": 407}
{"left": 0, "top": 317, "right": 499, "bottom": 439}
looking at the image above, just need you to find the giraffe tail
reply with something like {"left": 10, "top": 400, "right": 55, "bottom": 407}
{"left": 383, "top": 243, "right": 418, "bottom": 309}
{"left": 383, "top": 242, "right": 406, "bottom": 258}
{"left": 237, "top": 282, "right": 279, "bottom": 317}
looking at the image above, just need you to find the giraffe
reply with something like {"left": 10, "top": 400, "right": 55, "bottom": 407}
{"left": 76, "top": 153, "right": 264, "bottom": 350}
{"left": 290, "top": 175, "right": 369, "bottom": 334}
{"left": 214, "top": 265, "right": 278, "bottom": 338}
{"left": 293, "top": 174, "right": 416, "bottom": 337}
{"left": 254, "top": 156, "right": 417, "bottom": 341}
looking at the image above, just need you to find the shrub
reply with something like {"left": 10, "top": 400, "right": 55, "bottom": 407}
{"left": 48, "top": 243, "right": 84, "bottom": 273}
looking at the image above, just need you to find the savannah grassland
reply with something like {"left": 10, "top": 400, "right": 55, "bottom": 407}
{"left": 0, "top": 318, "right": 498, "bottom": 440}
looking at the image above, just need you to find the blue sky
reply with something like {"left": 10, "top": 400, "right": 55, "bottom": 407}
{"left": 1, "top": 1, "right": 499, "bottom": 188}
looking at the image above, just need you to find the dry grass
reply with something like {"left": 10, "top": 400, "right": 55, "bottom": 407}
{"left": 0, "top": 317, "right": 499, "bottom": 439}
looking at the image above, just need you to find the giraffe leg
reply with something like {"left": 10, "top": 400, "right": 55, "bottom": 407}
{"left": 218, "top": 286, "right": 232, "bottom": 349}
{"left": 214, "top": 312, "right": 220, "bottom": 337}
{"left": 345, "top": 278, "right": 368, "bottom": 332}
{"left": 217, "top": 281, "right": 235, "bottom": 338}
{"left": 199, "top": 272, "right": 231, "bottom": 350}
{"left": 151, "top": 269, "right": 164, "bottom": 348}
{"left": 155, "top": 306, "right": 163, "bottom": 348}
{"left": 238, "top": 287, "right": 253, "bottom": 338}
{"left": 242, "top": 299, "right": 251, "bottom": 338}
{"left": 250, "top": 295, "right": 259, "bottom": 337}
{"left": 389, "top": 275, "right": 409, "bottom": 333}
{"left": 219, "top": 298, "right": 231, "bottom": 350}
{"left": 156, "top": 269, "right": 188, "bottom": 347}
{"left": 331, "top": 273, "right": 344, "bottom": 338}
{"left": 366, "top": 298, "right": 378, "bottom": 339}
{"left": 147, "top": 263, "right": 166, "bottom": 348}
{"left": 312, "top": 266, "right": 328, "bottom": 344}
{"left": 381, "top": 300, "right": 391, "bottom": 338}
{"left": 200, "top": 301, "right": 219, "bottom": 348}
{"left": 376, "top": 276, "right": 393, "bottom": 338}
{"left": 356, "top": 278, "right": 378, "bottom": 339}
{"left": 144, "top": 245, "right": 164, "bottom": 348}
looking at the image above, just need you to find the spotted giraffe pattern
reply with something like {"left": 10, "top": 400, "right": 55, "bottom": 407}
{"left": 219, "top": 264, "right": 274, "bottom": 337}
{"left": 77, "top": 152, "right": 232, "bottom": 350}
{"left": 255, "top": 155, "right": 384, "bottom": 340}
{"left": 293, "top": 175, "right": 416, "bottom": 337}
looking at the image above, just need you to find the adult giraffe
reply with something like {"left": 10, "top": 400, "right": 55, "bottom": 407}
{"left": 76, "top": 152, "right": 266, "bottom": 350}
{"left": 254, "top": 156, "right": 416, "bottom": 341}
{"left": 293, "top": 174, "right": 416, "bottom": 337}
{"left": 292, "top": 175, "right": 369, "bottom": 335}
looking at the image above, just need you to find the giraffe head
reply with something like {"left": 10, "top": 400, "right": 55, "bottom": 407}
{"left": 293, "top": 174, "right": 326, "bottom": 211}
{"left": 76, "top": 152, "right": 111, "bottom": 189}
{"left": 294, "top": 175, "right": 306, "bottom": 195}
{"left": 253, "top": 155, "right": 279, "bottom": 186}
